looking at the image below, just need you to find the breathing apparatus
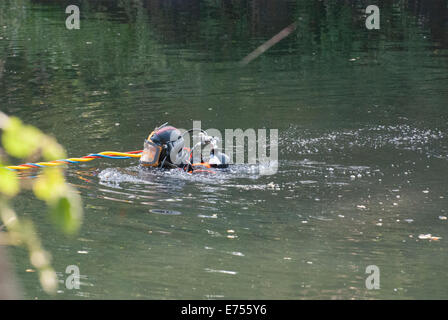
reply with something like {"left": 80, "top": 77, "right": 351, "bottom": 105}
{"left": 139, "top": 123, "right": 230, "bottom": 172}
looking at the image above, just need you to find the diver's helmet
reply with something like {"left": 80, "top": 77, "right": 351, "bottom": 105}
{"left": 140, "top": 123, "right": 185, "bottom": 168}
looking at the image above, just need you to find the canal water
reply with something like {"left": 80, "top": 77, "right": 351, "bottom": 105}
{"left": 1, "top": 0, "right": 447, "bottom": 299}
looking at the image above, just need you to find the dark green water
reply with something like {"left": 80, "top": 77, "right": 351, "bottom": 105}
{"left": 1, "top": 0, "right": 448, "bottom": 299}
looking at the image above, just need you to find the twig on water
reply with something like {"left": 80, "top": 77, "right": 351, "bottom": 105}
{"left": 239, "top": 22, "right": 298, "bottom": 66}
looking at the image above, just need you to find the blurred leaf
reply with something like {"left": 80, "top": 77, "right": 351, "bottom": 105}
{"left": 42, "top": 136, "right": 66, "bottom": 160}
{"left": 0, "top": 204, "right": 57, "bottom": 294}
{"left": 49, "top": 189, "right": 82, "bottom": 234}
{"left": 0, "top": 167, "right": 19, "bottom": 197}
{"left": 0, "top": 113, "right": 83, "bottom": 296}
{"left": 39, "top": 267, "right": 58, "bottom": 294}
{"left": 2, "top": 117, "right": 42, "bottom": 158}
{"left": 32, "top": 169, "right": 83, "bottom": 234}
{"left": 0, "top": 200, "right": 19, "bottom": 230}
{"left": 32, "top": 168, "right": 65, "bottom": 201}
{"left": 18, "top": 218, "right": 57, "bottom": 294}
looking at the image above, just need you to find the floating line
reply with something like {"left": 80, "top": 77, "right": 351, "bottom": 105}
{"left": 5, "top": 150, "right": 143, "bottom": 171}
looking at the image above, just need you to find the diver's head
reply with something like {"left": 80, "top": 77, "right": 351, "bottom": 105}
{"left": 140, "top": 123, "right": 185, "bottom": 168}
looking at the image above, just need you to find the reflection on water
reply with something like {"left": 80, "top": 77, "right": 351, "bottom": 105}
{"left": 1, "top": 0, "right": 448, "bottom": 299}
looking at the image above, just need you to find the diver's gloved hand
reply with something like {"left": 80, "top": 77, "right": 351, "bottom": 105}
{"left": 199, "top": 132, "right": 213, "bottom": 145}
{"left": 199, "top": 132, "right": 219, "bottom": 150}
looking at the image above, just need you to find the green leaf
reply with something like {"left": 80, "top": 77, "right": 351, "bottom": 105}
{"left": 0, "top": 167, "right": 19, "bottom": 197}
{"left": 49, "top": 190, "right": 82, "bottom": 235}
{"left": 32, "top": 168, "right": 65, "bottom": 201}
{"left": 42, "top": 137, "right": 66, "bottom": 161}
{"left": 2, "top": 117, "right": 42, "bottom": 158}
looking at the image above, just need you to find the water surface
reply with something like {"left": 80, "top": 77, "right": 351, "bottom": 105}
{"left": 1, "top": 0, "right": 448, "bottom": 299}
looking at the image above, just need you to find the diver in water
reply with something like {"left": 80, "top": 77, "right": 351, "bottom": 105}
{"left": 139, "top": 123, "right": 229, "bottom": 173}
